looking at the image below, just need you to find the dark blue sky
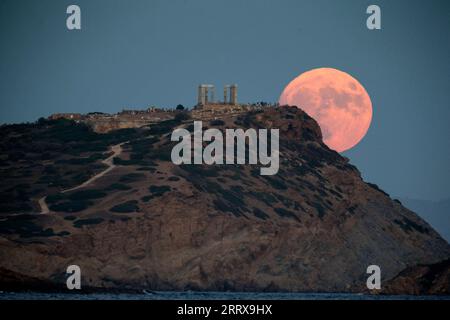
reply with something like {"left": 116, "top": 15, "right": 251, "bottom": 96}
{"left": 1, "top": 0, "right": 449, "bottom": 201}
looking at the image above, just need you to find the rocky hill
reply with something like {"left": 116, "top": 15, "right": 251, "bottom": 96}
{"left": 399, "top": 197, "right": 450, "bottom": 243}
{"left": 382, "top": 259, "right": 450, "bottom": 295}
{"left": 0, "top": 106, "right": 449, "bottom": 293}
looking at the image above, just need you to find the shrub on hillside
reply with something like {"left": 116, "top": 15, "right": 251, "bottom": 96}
{"left": 110, "top": 200, "right": 139, "bottom": 213}
{"left": 67, "top": 189, "right": 107, "bottom": 201}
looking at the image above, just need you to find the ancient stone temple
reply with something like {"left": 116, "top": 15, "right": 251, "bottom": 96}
{"left": 198, "top": 84, "right": 237, "bottom": 106}
{"left": 223, "top": 84, "right": 238, "bottom": 105}
{"left": 197, "top": 84, "right": 215, "bottom": 105}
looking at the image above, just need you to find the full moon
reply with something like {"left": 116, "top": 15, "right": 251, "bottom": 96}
{"left": 279, "top": 68, "right": 372, "bottom": 152}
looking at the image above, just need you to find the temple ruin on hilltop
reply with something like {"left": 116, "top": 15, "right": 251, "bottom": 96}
{"left": 197, "top": 84, "right": 238, "bottom": 107}
{"left": 47, "top": 83, "right": 277, "bottom": 132}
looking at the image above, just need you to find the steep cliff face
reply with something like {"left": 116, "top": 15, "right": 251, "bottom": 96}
{"left": 0, "top": 106, "right": 449, "bottom": 292}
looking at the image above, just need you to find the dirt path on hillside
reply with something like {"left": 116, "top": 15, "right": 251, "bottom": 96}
{"left": 37, "top": 142, "right": 127, "bottom": 214}
{"left": 38, "top": 196, "right": 50, "bottom": 214}
{"left": 61, "top": 142, "right": 126, "bottom": 193}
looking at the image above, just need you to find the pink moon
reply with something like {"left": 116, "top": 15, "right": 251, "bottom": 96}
{"left": 279, "top": 68, "right": 373, "bottom": 152}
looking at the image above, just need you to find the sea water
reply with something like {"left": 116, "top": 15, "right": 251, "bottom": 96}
{"left": 1, "top": 291, "right": 449, "bottom": 300}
